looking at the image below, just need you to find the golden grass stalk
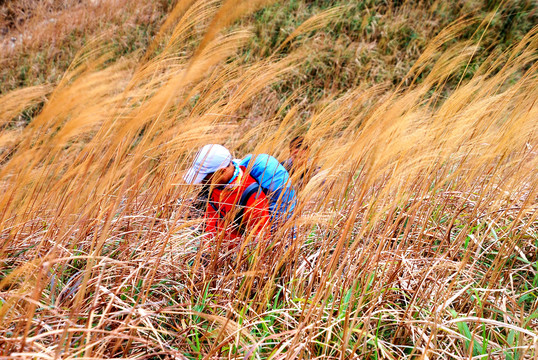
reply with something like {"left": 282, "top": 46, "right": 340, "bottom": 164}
{"left": 0, "top": 2, "right": 537, "bottom": 359}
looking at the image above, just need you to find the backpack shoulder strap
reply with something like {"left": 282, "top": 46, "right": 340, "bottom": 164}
{"left": 239, "top": 182, "right": 261, "bottom": 206}
{"left": 234, "top": 182, "right": 261, "bottom": 233}
{"left": 208, "top": 199, "right": 226, "bottom": 220}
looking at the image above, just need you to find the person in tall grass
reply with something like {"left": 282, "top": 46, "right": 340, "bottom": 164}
{"left": 281, "top": 135, "right": 319, "bottom": 191}
{"left": 184, "top": 144, "right": 271, "bottom": 242}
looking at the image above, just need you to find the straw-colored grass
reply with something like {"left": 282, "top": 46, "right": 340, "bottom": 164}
{"left": 0, "top": 0, "right": 173, "bottom": 95}
{"left": 0, "top": 0, "right": 537, "bottom": 358}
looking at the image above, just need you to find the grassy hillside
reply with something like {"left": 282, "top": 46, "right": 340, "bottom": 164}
{"left": 0, "top": 0, "right": 537, "bottom": 358}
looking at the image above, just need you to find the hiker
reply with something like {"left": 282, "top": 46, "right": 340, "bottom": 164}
{"left": 184, "top": 144, "right": 271, "bottom": 242}
{"left": 281, "top": 136, "right": 318, "bottom": 191}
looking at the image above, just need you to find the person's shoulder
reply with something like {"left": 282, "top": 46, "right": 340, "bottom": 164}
{"left": 242, "top": 171, "right": 259, "bottom": 186}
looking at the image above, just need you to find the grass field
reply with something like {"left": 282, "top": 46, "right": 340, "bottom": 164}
{"left": 0, "top": 0, "right": 537, "bottom": 358}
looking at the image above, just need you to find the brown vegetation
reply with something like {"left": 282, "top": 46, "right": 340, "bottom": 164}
{"left": 0, "top": 0, "right": 172, "bottom": 93}
{"left": 0, "top": 0, "right": 537, "bottom": 358}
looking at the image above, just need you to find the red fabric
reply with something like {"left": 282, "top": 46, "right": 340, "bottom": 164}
{"left": 204, "top": 166, "right": 270, "bottom": 241}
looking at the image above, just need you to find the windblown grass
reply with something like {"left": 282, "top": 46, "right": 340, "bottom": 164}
{"left": 0, "top": 0, "right": 173, "bottom": 95}
{"left": 0, "top": 0, "right": 537, "bottom": 358}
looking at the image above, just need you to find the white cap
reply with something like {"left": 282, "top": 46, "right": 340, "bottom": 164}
{"left": 183, "top": 144, "right": 232, "bottom": 184}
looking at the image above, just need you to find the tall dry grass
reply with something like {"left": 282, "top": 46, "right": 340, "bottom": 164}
{"left": 0, "top": 0, "right": 172, "bottom": 94}
{"left": 0, "top": 0, "right": 537, "bottom": 358}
